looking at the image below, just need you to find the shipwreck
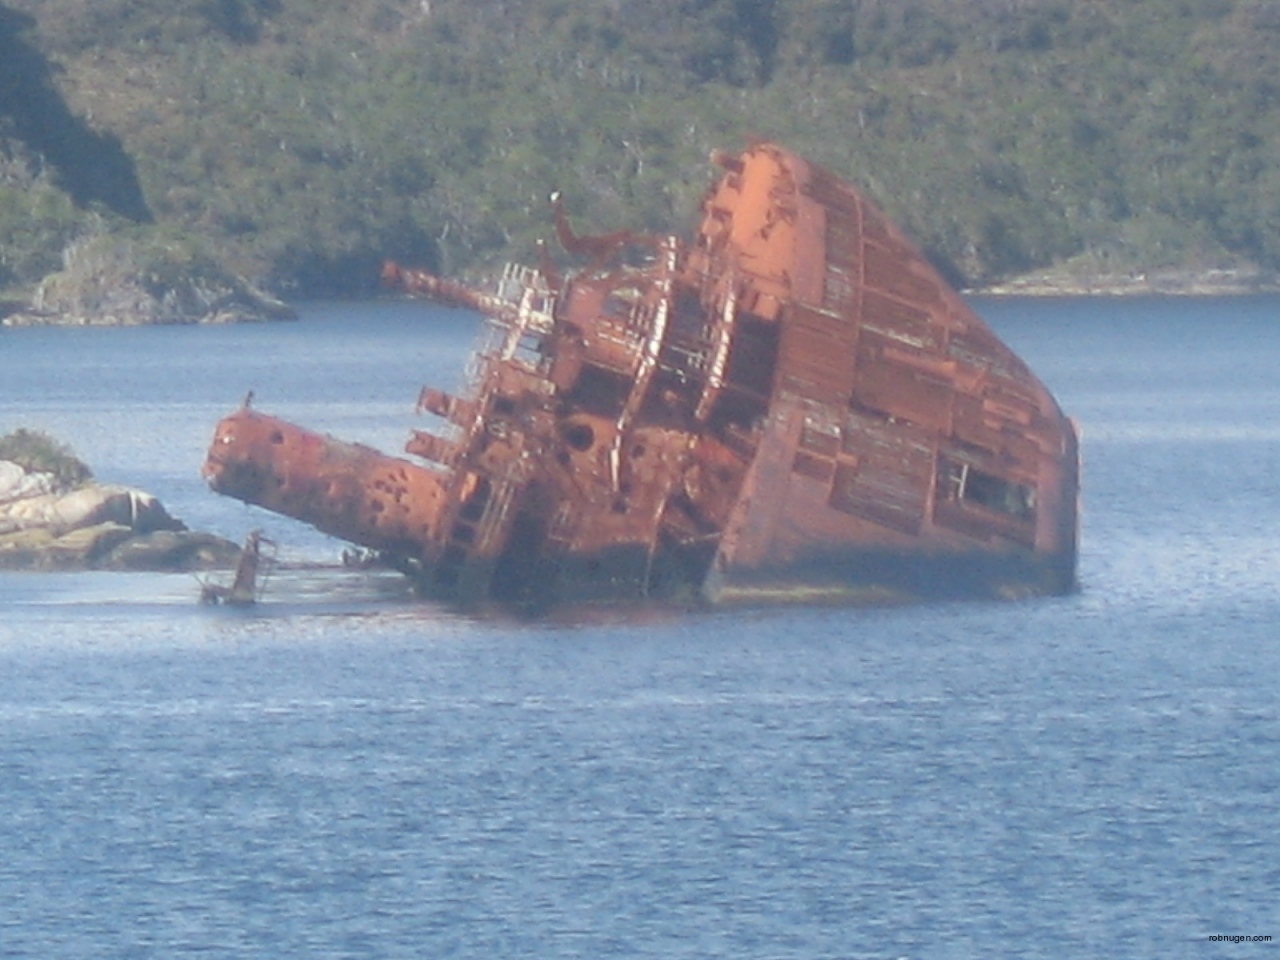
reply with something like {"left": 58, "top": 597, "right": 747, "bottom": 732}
{"left": 204, "top": 143, "right": 1079, "bottom": 611}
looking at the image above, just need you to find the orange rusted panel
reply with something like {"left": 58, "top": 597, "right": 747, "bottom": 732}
{"left": 204, "top": 407, "right": 449, "bottom": 558}
{"left": 205, "top": 143, "right": 1079, "bottom": 611}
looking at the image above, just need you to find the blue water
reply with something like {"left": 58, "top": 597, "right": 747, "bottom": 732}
{"left": 2, "top": 298, "right": 1278, "bottom": 957}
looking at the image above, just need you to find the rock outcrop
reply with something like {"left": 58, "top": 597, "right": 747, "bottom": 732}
{"left": 1, "top": 235, "right": 295, "bottom": 327}
{"left": 0, "top": 459, "right": 240, "bottom": 571}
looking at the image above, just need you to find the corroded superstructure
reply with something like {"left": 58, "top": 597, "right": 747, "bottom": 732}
{"left": 205, "top": 143, "right": 1078, "bottom": 610}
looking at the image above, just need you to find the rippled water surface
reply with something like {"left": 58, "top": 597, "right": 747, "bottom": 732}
{"left": 2, "top": 297, "right": 1279, "bottom": 957}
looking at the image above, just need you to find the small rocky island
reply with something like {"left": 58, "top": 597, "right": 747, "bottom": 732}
{"left": 0, "top": 236, "right": 294, "bottom": 327}
{"left": 0, "top": 429, "right": 240, "bottom": 571}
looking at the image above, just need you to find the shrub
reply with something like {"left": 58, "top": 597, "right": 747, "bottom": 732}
{"left": 0, "top": 428, "right": 94, "bottom": 490}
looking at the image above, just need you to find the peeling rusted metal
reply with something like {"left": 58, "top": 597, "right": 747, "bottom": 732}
{"left": 206, "top": 143, "right": 1079, "bottom": 611}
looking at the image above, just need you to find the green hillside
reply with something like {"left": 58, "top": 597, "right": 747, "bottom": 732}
{"left": 3, "top": 0, "right": 1279, "bottom": 298}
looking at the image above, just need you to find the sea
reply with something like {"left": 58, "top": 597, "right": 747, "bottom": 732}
{"left": 1, "top": 296, "right": 1277, "bottom": 958}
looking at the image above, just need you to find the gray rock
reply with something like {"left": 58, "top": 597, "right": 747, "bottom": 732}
{"left": 0, "top": 461, "right": 239, "bottom": 572}
{"left": 51, "top": 484, "right": 187, "bottom": 534}
{"left": 44, "top": 522, "right": 136, "bottom": 569}
{"left": 102, "top": 530, "right": 243, "bottom": 571}
{"left": 0, "top": 527, "right": 57, "bottom": 568}
{"left": 0, "top": 461, "right": 55, "bottom": 504}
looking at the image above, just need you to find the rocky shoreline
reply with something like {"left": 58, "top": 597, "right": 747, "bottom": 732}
{"left": 0, "top": 236, "right": 295, "bottom": 327}
{"left": 0, "top": 433, "right": 240, "bottom": 573}
{"left": 5, "top": 260, "right": 1278, "bottom": 327}
{"left": 972, "top": 265, "right": 1280, "bottom": 298}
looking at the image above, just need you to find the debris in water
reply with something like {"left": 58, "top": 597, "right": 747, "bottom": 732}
{"left": 199, "top": 530, "right": 274, "bottom": 606}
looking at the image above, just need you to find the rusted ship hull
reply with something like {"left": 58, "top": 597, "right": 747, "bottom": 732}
{"left": 204, "top": 143, "right": 1079, "bottom": 611}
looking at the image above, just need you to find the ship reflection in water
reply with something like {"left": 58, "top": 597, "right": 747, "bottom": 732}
{"left": 203, "top": 143, "right": 1079, "bottom": 613}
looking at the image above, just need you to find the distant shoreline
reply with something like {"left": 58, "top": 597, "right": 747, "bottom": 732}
{"left": 971, "top": 267, "right": 1280, "bottom": 298}
{"left": 5, "top": 268, "right": 1280, "bottom": 329}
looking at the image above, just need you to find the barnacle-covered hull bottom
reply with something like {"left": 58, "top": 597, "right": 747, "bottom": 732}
{"left": 204, "top": 143, "right": 1079, "bottom": 613}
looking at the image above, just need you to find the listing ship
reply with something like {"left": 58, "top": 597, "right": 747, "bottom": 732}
{"left": 204, "top": 142, "right": 1079, "bottom": 611}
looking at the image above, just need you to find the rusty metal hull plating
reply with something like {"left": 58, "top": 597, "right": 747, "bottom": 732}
{"left": 205, "top": 143, "right": 1079, "bottom": 611}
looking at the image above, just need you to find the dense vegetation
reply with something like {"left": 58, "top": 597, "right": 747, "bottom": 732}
{"left": 3, "top": 0, "right": 1280, "bottom": 297}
